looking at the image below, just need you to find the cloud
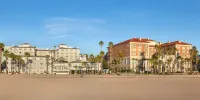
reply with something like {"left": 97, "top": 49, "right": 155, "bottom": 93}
{"left": 44, "top": 17, "right": 106, "bottom": 38}
{"left": 52, "top": 34, "right": 74, "bottom": 39}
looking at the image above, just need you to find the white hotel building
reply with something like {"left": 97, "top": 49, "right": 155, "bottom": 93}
{"left": 4, "top": 43, "right": 101, "bottom": 74}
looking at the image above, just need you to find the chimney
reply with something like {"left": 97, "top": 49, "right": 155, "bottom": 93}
{"left": 178, "top": 40, "right": 181, "bottom": 43}
{"left": 139, "top": 37, "right": 142, "bottom": 41}
{"left": 147, "top": 37, "right": 150, "bottom": 40}
{"left": 168, "top": 41, "right": 170, "bottom": 43}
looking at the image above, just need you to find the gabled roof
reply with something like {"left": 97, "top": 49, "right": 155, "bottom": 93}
{"left": 113, "top": 38, "right": 154, "bottom": 47}
{"left": 161, "top": 41, "right": 192, "bottom": 47}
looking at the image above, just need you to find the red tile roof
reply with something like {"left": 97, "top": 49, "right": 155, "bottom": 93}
{"left": 114, "top": 38, "right": 154, "bottom": 47}
{"left": 161, "top": 41, "right": 192, "bottom": 47}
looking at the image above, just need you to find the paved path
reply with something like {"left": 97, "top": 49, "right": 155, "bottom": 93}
{"left": 0, "top": 75, "right": 200, "bottom": 100}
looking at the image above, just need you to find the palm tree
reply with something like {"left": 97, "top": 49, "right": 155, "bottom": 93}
{"left": 3, "top": 50, "right": 9, "bottom": 74}
{"left": 81, "top": 61, "right": 87, "bottom": 74}
{"left": 99, "top": 41, "right": 104, "bottom": 51}
{"left": 95, "top": 55, "right": 102, "bottom": 73}
{"left": 189, "top": 46, "right": 198, "bottom": 72}
{"left": 45, "top": 55, "right": 50, "bottom": 74}
{"left": 158, "top": 60, "right": 164, "bottom": 74}
{"left": 111, "top": 59, "right": 117, "bottom": 73}
{"left": 9, "top": 53, "right": 16, "bottom": 74}
{"left": 167, "top": 57, "right": 173, "bottom": 74}
{"left": 116, "top": 52, "right": 124, "bottom": 73}
{"left": 0, "top": 43, "right": 5, "bottom": 73}
{"left": 151, "top": 53, "right": 160, "bottom": 74}
{"left": 132, "top": 58, "right": 138, "bottom": 73}
{"left": 100, "top": 51, "right": 105, "bottom": 73}
{"left": 51, "top": 56, "right": 55, "bottom": 74}
{"left": 176, "top": 56, "right": 182, "bottom": 72}
{"left": 140, "top": 52, "right": 146, "bottom": 74}
{"left": 180, "top": 58, "right": 185, "bottom": 73}
{"left": 88, "top": 54, "right": 95, "bottom": 74}
{"left": 185, "top": 58, "right": 190, "bottom": 72}
{"left": 28, "top": 59, "right": 33, "bottom": 74}
{"left": 24, "top": 52, "right": 30, "bottom": 73}
{"left": 68, "top": 62, "right": 72, "bottom": 74}
{"left": 20, "top": 59, "right": 25, "bottom": 73}
{"left": 15, "top": 55, "right": 22, "bottom": 73}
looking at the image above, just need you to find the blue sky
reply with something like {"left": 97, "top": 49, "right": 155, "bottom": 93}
{"left": 0, "top": 0, "right": 200, "bottom": 55}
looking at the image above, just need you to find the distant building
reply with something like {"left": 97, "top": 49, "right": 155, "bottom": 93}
{"left": 7, "top": 56, "right": 50, "bottom": 74}
{"left": 160, "top": 41, "right": 192, "bottom": 58}
{"left": 10, "top": 43, "right": 36, "bottom": 56}
{"left": 107, "top": 38, "right": 193, "bottom": 73}
{"left": 4, "top": 43, "right": 100, "bottom": 74}
{"left": 107, "top": 37, "right": 158, "bottom": 72}
{"left": 56, "top": 44, "right": 80, "bottom": 62}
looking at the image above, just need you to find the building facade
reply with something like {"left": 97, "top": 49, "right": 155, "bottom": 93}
{"left": 56, "top": 44, "right": 80, "bottom": 62}
{"left": 107, "top": 38, "right": 192, "bottom": 73}
{"left": 108, "top": 37, "right": 158, "bottom": 72}
{"left": 4, "top": 43, "right": 100, "bottom": 74}
{"left": 161, "top": 41, "right": 192, "bottom": 58}
{"left": 10, "top": 43, "right": 36, "bottom": 56}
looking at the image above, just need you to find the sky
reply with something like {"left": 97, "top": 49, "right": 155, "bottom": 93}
{"left": 0, "top": 0, "right": 200, "bottom": 55}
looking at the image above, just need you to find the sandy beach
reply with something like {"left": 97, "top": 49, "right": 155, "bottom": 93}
{"left": 0, "top": 74, "right": 200, "bottom": 100}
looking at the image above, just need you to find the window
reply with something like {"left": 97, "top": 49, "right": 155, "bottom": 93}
{"left": 132, "top": 48, "right": 136, "bottom": 51}
{"left": 138, "top": 48, "right": 142, "bottom": 51}
{"left": 138, "top": 44, "right": 142, "bottom": 47}
{"left": 132, "top": 52, "right": 136, "bottom": 56}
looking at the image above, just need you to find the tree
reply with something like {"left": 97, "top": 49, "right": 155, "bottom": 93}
{"left": 51, "top": 56, "right": 55, "bottom": 74}
{"left": 0, "top": 43, "right": 4, "bottom": 73}
{"left": 3, "top": 50, "right": 9, "bottom": 74}
{"left": 15, "top": 55, "right": 22, "bottom": 73}
{"left": 68, "top": 62, "right": 72, "bottom": 74}
{"left": 99, "top": 51, "right": 105, "bottom": 73}
{"left": 167, "top": 57, "right": 173, "bottom": 74}
{"left": 95, "top": 55, "right": 102, "bottom": 73}
{"left": 111, "top": 59, "right": 117, "bottom": 73}
{"left": 132, "top": 58, "right": 138, "bottom": 73}
{"left": 9, "top": 53, "right": 16, "bottom": 74}
{"left": 176, "top": 56, "right": 182, "bottom": 72}
{"left": 45, "top": 55, "right": 50, "bottom": 74}
{"left": 140, "top": 52, "right": 146, "bottom": 73}
{"left": 189, "top": 46, "right": 198, "bottom": 72}
{"left": 99, "top": 41, "right": 104, "bottom": 51}
{"left": 180, "top": 58, "right": 185, "bottom": 73}
{"left": 185, "top": 58, "right": 190, "bottom": 72}
{"left": 103, "top": 59, "right": 108, "bottom": 69}
{"left": 158, "top": 60, "right": 164, "bottom": 74}
{"left": 20, "top": 59, "right": 25, "bottom": 73}
{"left": 108, "top": 42, "right": 114, "bottom": 47}
{"left": 81, "top": 61, "right": 87, "bottom": 74}
{"left": 28, "top": 59, "right": 33, "bottom": 74}
{"left": 24, "top": 52, "right": 30, "bottom": 73}
{"left": 116, "top": 51, "right": 124, "bottom": 73}
{"left": 88, "top": 54, "right": 95, "bottom": 74}
{"left": 151, "top": 53, "right": 160, "bottom": 74}
{"left": 108, "top": 42, "right": 114, "bottom": 70}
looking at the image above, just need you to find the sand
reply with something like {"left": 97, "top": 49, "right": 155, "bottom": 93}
{"left": 0, "top": 74, "right": 200, "bottom": 100}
